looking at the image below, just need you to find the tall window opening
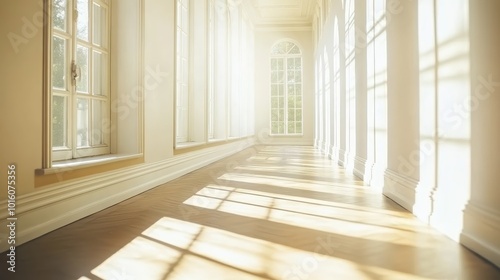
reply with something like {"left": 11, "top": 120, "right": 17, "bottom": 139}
{"left": 175, "top": 0, "right": 190, "bottom": 143}
{"left": 270, "top": 41, "right": 303, "bottom": 135}
{"left": 207, "top": 0, "right": 215, "bottom": 140}
{"left": 51, "top": 0, "right": 111, "bottom": 161}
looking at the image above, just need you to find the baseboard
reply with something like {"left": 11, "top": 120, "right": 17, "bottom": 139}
{"left": 353, "top": 156, "right": 367, "bottom": 180}
{"left": 0, "top": 140, "right": 253, "bottom": 253}
{"left": 337, "top": 149, "right": 347, "bottom": 167}
{"left": 343, "top": 151, "right": 356, "bottom": 173}
{"left": 461, "top": 202, "right": 500, "bottom": 268}
{"left": 268, "top": 138, "right": 314, "bottom": 146}
{"left": 383, "top": 169, "right": 419, "bottom": 211}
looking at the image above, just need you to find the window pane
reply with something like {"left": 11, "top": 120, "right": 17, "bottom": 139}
{"left": 76, "top": 45, "right": 89, "bottom": 93}
{"left": 277, "top": 71, "right": 284, "bottom": 83}
{"left": 288, "top": 122, "right": 295, "bottom": 134}
{"left": 182, "top": 3, "right": 189, "bottom": 29}
{"left": 271, "top": 97, "right": 278, "bottom": 108}
{"left": 271, "top": 85, "right": 278, "bottom": 96}
{"left": 296, "top": 84, "right": 302, "bottom": 95}
{"left": 77, "top": 0, "right": 89, "bottom": 41}
{"left": 76, "top": 98, "right": 89, "bottom": 147}
{"left": 289, "top": 45, "right": 300, "bottom": 54}
{"left": 271, "top": 109, "right": 278, "bottom": 122}
{"left": 295, "top": 58, "right": 301, "bottom": 69}
{"left": 52, "top": 36, "right": 66, "bottom": 90}
{"left": 93, "top": 51, "right": 108, "bottom": 95}
{"left": 278, "top": 122, "right": 284, "bottom": 134}
{"left": 288, "top": 109, "right": 295, "bottom": 122}
{"left": 296, "top": 122, "right": 302, "bottom": 133}
{"left": 297, "top": 96, "right": 302, "bottom": 107}
{"left": 272, "top": 72, "right": 278, "bottom": 83}
{"left": 92, "top": 100, "right": 105, "bottom": 145}
{"left": 271, "top": 122, "right": 279, "bottom": 134}
{"left": 287, "top": 71, "right": 295, "bottom": 83}
{"left": 279, "top": 97, "right": 284, "bottom": 108}
{"left": 52, "top": 95, "right": 67, "bottom": 147}
{"left": 182, "top": 58, "right": 188, "bottom": 82}
{"left": 277, "top": 59, "right": 284, "bottom": 70}
{"left": 93, "top": 3, "right": 107, "bottom": 47}
{"left": 287, "top": 58, "right": 294, "bottom": 70}
{"left": 53, "top": 0, "right": 67, "bottom": 31}
{"left": 296, "top": 109, "right": 302, "bottom": 121}
{"left": 295, "top": 71, "right": 302, "bottom": 83}
{"left": 288, "top": 96, "right": 295, "bottom": 108}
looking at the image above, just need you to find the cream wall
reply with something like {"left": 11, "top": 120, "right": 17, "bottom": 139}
{"left": 463, "top": 0, "right": 500, "bottom": 267}
{"left": 0, "top": 0, "right": 255, "bottom": 252}
{"left": 1, "top": 0, "right": 44, "bottom": 197}
{"left": 314, "top": 0, "right": 500, "bottom": 267}
{"left": 254, "top": 30, "right": 314, "bottom": 145}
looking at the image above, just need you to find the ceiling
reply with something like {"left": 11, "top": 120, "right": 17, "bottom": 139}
{"left": 245, "top": 0, "right": 315, "bottom": 30}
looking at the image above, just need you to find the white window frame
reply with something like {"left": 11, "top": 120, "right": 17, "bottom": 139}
{"left": 207, "top": 0, "right": 215, "bottom": 140}
{"left": 50, "top": 0, "right": 111, "bottom": 162}
{"left": 175, "top": 0, "right": 190, "bottom": 144}
{"left": 42, "top": 0, "right": 144, "bottom": 171}
{"left": 270, "top": 41, "right": 304, "bottom": 136}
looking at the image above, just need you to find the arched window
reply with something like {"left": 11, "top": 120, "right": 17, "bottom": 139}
{"left": 270, "top": 41, "right": 303, "bottom": 135}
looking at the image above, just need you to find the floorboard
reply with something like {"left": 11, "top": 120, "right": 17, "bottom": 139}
{"left": 1, "top": 146, "right": 499, "bottom": 279}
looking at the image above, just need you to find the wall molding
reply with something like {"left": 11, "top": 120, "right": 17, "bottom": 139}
{"left": 337, "top": 149, "right": 347, "bottom": 167}
{"left": 0, "top": 140, "right": 254, "bottom": 253}
{"left": 268, "top": 138, "right": 314, "bottom": 146}
{"left": 384, "top": 169, "right": 419, "bottom": 211}
{"left": 353, "top": 156, "right": 368, "bottom": 180}
{"left": 461, "top": 202, "right": 500, "bottom": 268}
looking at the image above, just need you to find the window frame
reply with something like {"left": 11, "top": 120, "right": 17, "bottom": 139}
{"left": 49, "top": 0, "right": 112, "bottom": 162}
{"left": 42, "top": 0, "right": 144, "bottom": 171}
{"left": 175, "top": 0, "right": 191, "bottom": 144}
{"left": 269, "top": 40, "right": 304, "bottom": 136}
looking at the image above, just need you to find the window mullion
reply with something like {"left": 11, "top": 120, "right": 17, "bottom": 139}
{"left": 71, "top": 0, "right": 78, "bottom": 157}
{"left": 284, "top": 57, "right": 288, "bottom": 135}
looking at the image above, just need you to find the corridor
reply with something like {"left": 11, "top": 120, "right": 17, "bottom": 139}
{"left": 2, "top": 146, "right": 499, "bottom": 279}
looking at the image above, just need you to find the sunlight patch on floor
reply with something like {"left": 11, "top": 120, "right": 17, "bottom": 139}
{"left": 91, "top": 236, "right": 181, "bottom": 279}
{"left": 183, "top": 185, "right": 441, "bottom": 247}
{"left": 85, "top": 217, "right": 440, "bottom": 280}
{"left": 219, "top": 173, "right": 367, "bottom": 195}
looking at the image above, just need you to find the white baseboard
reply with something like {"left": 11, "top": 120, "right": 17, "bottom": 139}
{"left": 353, "top": 156, "right": 368, "bottom": 180}
{"left": 461, "top": 202, "right": 500, "bottom": 268}
{"left": 337, "top": 149, "right": 347, "bottom": 167}
{"left": 384, "top": 169, "right": 419, "bottom": 211}
{"left": 0, "top": 140, "right": 253, "bottom": 253}
{"left": 268, "top": 138, "right": 314, "bottom": 146}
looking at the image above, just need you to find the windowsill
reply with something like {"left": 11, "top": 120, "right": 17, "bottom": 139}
{"left": 269, "top": 134, "right": 304, "bottom": 137}
{"left": 208, "top": 138, "right": 228, "bottom": 144}
{"left": 175, "top": 141, "right": 205, "bottom": 150}
{"left": 36, "top": 153, "right": 143, "bottom": 175}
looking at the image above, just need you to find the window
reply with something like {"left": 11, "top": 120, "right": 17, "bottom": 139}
{"left": 51, "top": 0, "right": 110, "bottom": 161}
{"left": 270, "top": 41, "right": 303, "bottom": 135}
{"left": 207, "top": 0, "right": 215, "bottom": 140}
{"left": 175, "top": 0, "right": 190, "bottom": 143}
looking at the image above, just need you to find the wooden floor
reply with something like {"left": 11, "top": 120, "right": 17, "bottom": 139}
{"left": 2, "top": 146, "right": 499, "bottom": 279}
